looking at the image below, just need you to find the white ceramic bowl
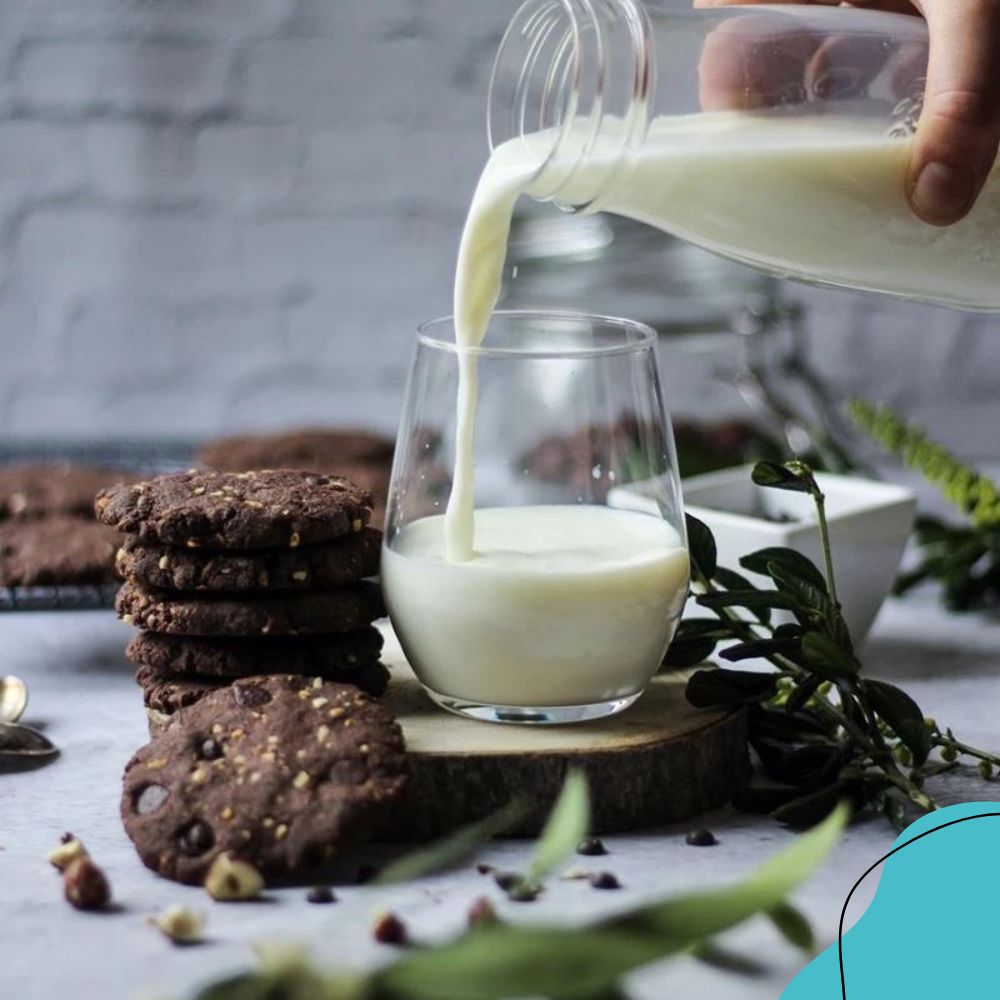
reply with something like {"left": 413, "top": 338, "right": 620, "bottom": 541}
{"left": 612, "top": 466, "right": 916, "bottom": 643}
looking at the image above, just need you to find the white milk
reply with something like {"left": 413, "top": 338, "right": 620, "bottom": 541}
{"left": 383, "top": 505, "right": 690, "bottom": 706}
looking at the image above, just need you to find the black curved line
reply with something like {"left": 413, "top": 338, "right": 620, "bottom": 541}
{"left": 838, "top": 811, "right": 1000, "bottom": 999}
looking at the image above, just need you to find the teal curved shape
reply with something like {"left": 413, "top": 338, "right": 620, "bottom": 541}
{"left": 783, "top": 802, "right": 1000, "bottom": 999}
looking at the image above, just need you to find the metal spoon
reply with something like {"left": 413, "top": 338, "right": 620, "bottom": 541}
{"left": 0, "top": 721, "right": 58, "bottom": 760}
{"left": 0, "top": 675, "right": 28, "bottom": 724}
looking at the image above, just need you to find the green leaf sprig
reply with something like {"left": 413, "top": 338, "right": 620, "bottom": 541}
{"left": 670, "top": 459, "right": 1000, "bottom": 830}
{"left": 849, "top": 399, "right": 1000, "bottom": 610}
{"left": 189, "top": 803, "right": 847, "bottom": 1000}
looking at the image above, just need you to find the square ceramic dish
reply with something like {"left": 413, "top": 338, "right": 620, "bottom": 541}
{"left": 613, "top": 466, "right": 916, "bottom": 642}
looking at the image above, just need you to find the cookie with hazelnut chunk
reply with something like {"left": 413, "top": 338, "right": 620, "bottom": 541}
{"left": 95, "top": 469, "right": 372, "bottom": 550}
{"left": 115, "top": 579, "right": 385, "bottom": 637}
{"left": 135, "top": 658, "right": 391, "bottom": 716}
{"left": 115, "top": 527, "right": 381, "bottom": 592}
{"left": 198, "top": 427, "right": 394, "bottom": 473}
{"left": 0, "top": 516, "right": 120, "bottom": 586}
{"left": 126, "top": 627, "right": 385, "bottom": 678}
{"left": 121, "top": 674, "right": 407, "bottom": 884}
{"left": 0, "top": 463, "right": 139, "bottom": 520}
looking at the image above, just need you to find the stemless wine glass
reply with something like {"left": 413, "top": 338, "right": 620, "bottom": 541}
{"left": 382, "top": 310, "right": 689, "bottom": 725}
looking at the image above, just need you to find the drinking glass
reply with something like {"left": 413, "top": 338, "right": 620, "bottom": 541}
{"left": 382, "top": 310, "right": 688, "bottom": 724}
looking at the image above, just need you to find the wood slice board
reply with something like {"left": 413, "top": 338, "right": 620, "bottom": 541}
{"left": 378, "top": 626, "right": 749, "bottom": 840}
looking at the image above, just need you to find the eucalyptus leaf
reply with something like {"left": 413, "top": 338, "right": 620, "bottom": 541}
{"left": 800, "top": 631, "right": 860, "bottom": 678}
{"left": 375, "top": 799, "right": 529, "bottom": 885}
{"left": 751, "top": 461, "right": 810, "bottom": 493}
{"left": 767, "top": 564, "right": 831, "bottom": 621}
{"left": 719, "top": 638, "right": 801, "bottom": 662}
{"left": 375, "top": 928, "right": 675, "bottom": 1000}
{"left": 662, "top": 635, "right": 718, "bottom": 669}
{"left": 686, "top": 668, "right": 778, "bottom": 708}
{"left": 713, "top": 566, "right": 757, "bottom": 592}
{"left": 863, "top": 679, "right": 932, "bottom": 766}
{"left": 686, "top": 514, "right": 717, "bottom": 581}
{"left": 525, "top": 769, "right": 590, "bottom": 887}
{"left": 612, "top": 803, "right": 847, "bottom": 941}
{"left": 375, "top": 806, "right": 846, "bottom": 1000}
{"left": 768, "top": 902, "right": 814, "bottom": 952}
{"left": 740, "top": 548, "right": 827, "bottom": 594}
{"left": 771, "top": 782, "right": 852, "bottom": 829}
{"left": 696, "top": 589, "right": 800, "bottom": 623}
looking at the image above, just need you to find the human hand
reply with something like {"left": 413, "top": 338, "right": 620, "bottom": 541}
{"left": 695, "top": 0, "right": 1000, "bottom": 226}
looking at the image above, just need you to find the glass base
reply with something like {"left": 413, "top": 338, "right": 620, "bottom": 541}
{"left": 422, "top": 685, "right": 643, "bottom": 725}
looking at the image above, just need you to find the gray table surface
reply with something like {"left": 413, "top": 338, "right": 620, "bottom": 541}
{"left": 3, "top": 591, "right": 998, "bottom": 1000}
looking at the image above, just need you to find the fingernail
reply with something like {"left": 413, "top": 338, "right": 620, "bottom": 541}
{"left": 911, "top": 162, "right": 976, "bottom": 224}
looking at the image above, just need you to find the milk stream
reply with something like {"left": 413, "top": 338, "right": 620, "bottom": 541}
{"left": 384, "top": 506, "right": 689, "bottom": 705}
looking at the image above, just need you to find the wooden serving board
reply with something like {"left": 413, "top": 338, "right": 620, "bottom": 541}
{"left": 378, "top": 627, "right": 749, "bottom": 839}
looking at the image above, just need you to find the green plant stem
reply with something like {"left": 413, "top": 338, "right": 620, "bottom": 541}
{"left": 934, "top": 735, "right": 1000, "bottom": 768}
{"left": 812, "top": 488, "right": 839, "bottom": 609}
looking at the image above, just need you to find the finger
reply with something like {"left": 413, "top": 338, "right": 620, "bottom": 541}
{"left": 907, "top": 0, "right": 1000, "bottom": 225}
{"left": 698, "top": 14, "right": 822, "bottom": 111}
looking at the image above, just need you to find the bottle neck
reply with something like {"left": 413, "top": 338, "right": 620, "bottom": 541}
{"left": 488, "top": 0, "right": 652, "bottom": 211}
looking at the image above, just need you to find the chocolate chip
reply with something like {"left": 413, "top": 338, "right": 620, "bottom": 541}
{"left": 307, "top": 885, "right": 336, "bottom": 904}
{"left": 576, "top": 836, "right": 607, "bottom": 856}
{"left": 233, "top": 684, "right": 271, "bottom": 708}
{"left": 493, "top": 871, "right": 521, "bottom": 891}
{"left": 177, "top": 820, "right": 214, "bottom": 856}
{"left": 355, "top": 863, "right": 380, "bottom": 885}
{"left": 198, "top": 738, "right": 223, "bottom": 760}
{"left": 686, "top": 830, "right": 718, "bottom": 847}
{"left": 506, "top": 883, "right": 540, "bottom": 902}
{"left": 590, "top": 872, "right": 620, "bottom": 890}
{"left": 135, "top": 784, "right": 168, "bottom": 815}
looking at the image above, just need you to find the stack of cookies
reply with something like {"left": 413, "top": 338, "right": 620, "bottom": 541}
{"left": 95, "top": 468, "right": 390, "bottom": 729}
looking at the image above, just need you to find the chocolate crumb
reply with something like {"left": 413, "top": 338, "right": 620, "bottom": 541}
{"left": 356, "top": 863, "right": 380, "bottom": 885}
{"left": 307, "top": 885, "right": 336, "bottom": 904}
{"left": 590, "top": 872, "right": 620, "bottom": 890}
{"left": 476, "top": 863, "right": 494, "bottom": 876}
{"left": 493, "top": 870, "right": 521, "bottom": 891}
{"left": 576, "top": 836, "right": 607, "bottom": 856}
{"left": 686, "top": 830, "right": 718, "bottom": 847}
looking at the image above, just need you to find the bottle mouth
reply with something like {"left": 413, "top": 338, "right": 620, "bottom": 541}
{"left": 488, "top": 0, "right": 651, "bottom": 210}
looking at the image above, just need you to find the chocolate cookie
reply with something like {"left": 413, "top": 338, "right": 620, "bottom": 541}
{"left": 126, "top": 628, "right": 385, "bottom": 679}
{"left": 0, "top": 517, "right": 120, "bottom": 586}
{"left": 136, "top": 659, "right": 391, "bottom": 716}
{"left": 116, "top": 579, "right": 385, "bottom": 636}
{"left": 121, "top": 674, "right": 408, "bottom": 883}
{"left": 198, "top": 428, "right": 394, "bottom": 473}
{"left": 116, "top": 527, "right": 382, "bottom": 592}
{"left": 0, "top": 463, "right": 138, "bottom": 520}
{"left": 96, "top": 470, "right": 372, "bottom": 550}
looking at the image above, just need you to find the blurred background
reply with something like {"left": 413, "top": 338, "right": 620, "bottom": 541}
{"left": 0, "top": 0, "right": 997, "bottom": 458}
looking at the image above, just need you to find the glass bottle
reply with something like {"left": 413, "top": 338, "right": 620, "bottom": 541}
{"left": 488, "top": 1, "right": 999, "bottom": 311}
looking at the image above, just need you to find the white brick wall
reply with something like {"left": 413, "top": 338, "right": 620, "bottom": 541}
{"left": 0, "top": 0, "right": 996, "bottom": 454}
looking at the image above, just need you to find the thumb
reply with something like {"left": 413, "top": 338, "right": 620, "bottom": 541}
{"left": 907, "top": 0, "right": 1000, "bottom": 226}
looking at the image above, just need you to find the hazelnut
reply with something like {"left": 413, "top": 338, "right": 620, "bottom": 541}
{"left": 48, "top": 834, "right": 89, "bottom": 872}
{"left": 467, "top": 897, "right": 498, "bottom": 929}
{"left": 151, "top": 904, "right": 205, "bottom": 945}
{"left": 204, "top": 853, "right": 264, "bottom": 901}
{"left": 63, "top": 856, "right": 111, "bottom": 910}
{"left": 372, "top": 911, "right": 408, "bottom": 946}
